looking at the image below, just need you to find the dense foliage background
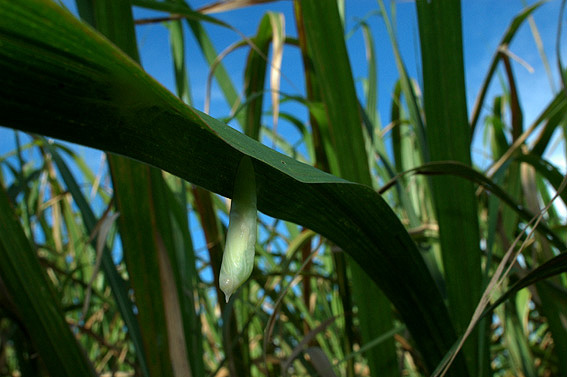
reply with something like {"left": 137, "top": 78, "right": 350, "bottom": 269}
{"left": 1, "top": 0, "right": 566, "bottom": 376}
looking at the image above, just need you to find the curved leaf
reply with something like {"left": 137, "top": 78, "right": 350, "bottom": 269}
{"left": 484, "top": 252, "right": 567, "bottom": 315}
{"left": 381, "top": 161, "right": 566, "bottom": 251}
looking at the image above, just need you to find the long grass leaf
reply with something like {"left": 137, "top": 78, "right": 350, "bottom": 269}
{"left": 469, "top": 2, "right": 544, "bottom": 133}
{"left": 299, "top": 2, "right": 399, "bottom": 376}
{"left": 88, "top": 1, "right": 184, "bottom": 375}
{"left": 133, "top": 0, "right": 244, "bottom": 120}
{"left": 44, "top": 141, "right": 150, "bottom": 377}
{"left": 197, "top": 0, "right": 282, "bottom": 14}
{"left": 380, "top": 161, "right": 566, "bottom": 251}
{"left": 416, "top": 1, "right": 484, "bottom": 374}
{"left": 376, "top": 0, "right": 428, "bottom": 160}
{"left": 243, "top": 14, "right": 273, "bottom": 139}
{"left": 0, "top": 184, "right": 97, "bottom": 377}
{"left": 485, "top": 253, "right": 567, "bottom": 313}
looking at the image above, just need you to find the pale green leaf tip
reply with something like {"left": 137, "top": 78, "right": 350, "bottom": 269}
{"left": 220, "top": 277, "right": 235, "bottom": 303}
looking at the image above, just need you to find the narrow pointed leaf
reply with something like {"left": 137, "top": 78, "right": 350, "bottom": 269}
{"left": 381, "top": 161, "right": 566, "bottom": 251}
{"left": 469, "top": 1, "right": 544, "bottom": 133}
{"left": 86, "top": 1, "right": 183, "bottom": 375}
{"left": 485, "top": 253, "right": 567, "bottom": 314}
{"left": 416, "top": 0, "right": 483, "bottom": 374}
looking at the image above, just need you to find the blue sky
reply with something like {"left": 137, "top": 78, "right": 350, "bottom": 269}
{"left": 1, "top": 0, "right": 566, "bottom": 252}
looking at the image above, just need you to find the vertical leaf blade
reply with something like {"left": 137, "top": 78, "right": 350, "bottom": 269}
{"left": 299, "top": 2, "right": 397, "bottom": 376}
{"left": 88, "top": 1, "right": 185, "bottom": 375}
{"left": 416, "top": 0, "right": 484, "bottom": 375}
